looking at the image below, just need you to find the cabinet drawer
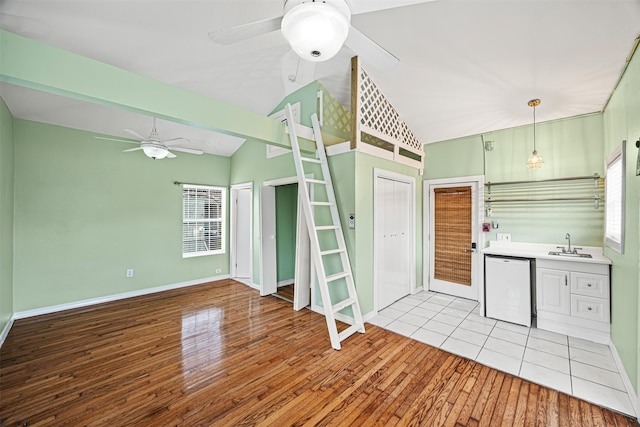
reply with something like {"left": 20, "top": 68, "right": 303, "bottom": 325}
{"left": 570, "top": 295, "right": 610, "bottom": 323}
{"left": 570, "top": 272, "right": 609, "bottom": 299}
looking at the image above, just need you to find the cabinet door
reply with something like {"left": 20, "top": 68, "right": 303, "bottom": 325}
{"left": 536, "top": 268, "right": 570, "bottom": 314}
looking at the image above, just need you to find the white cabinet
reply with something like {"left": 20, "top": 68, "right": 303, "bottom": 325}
{"left": 536, "top": 268, "right": 570, "bottom": 315}
{"left": 536, "top": 259, "right": 610, "bottom": 344}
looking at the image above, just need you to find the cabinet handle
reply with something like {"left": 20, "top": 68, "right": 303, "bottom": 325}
{"left": 587, "top": 283, "right": 592, "bottom": 287}
{"left": 587, "top": 307, "right": 593, "bottom": 311}
{"left": 565, "top": 275, "right": 568, "bottom": 286}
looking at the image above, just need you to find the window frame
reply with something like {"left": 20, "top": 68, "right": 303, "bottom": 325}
{"left": 604, "top": 140, "right": 625, "bottom": 254}
{"left": 182, "top": 184, "right": 226, "bottom": 258}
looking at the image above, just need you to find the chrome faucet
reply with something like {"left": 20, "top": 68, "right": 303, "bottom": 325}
{"left": 566, "top": 233, "right": 572, "bottom": 254}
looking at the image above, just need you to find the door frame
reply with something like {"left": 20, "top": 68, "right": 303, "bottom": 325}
{"left": 423, "top": 175, "right": 485, "bottom": 307}
{"left": 230, "top": 182, "right": 254, "bottom": 287}
{"left": 373, "top": 168, "right": 417, "bottom": 313}
{"left": 260, "top": 176, "right": 313, "bottom": 307}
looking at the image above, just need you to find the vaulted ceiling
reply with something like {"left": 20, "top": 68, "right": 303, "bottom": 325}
{"left": 1, "top": 0, "right": 639, "bottom": 157}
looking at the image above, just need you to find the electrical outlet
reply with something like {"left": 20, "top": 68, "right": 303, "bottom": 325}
{"left": 126, "top": 268, "right": 134, "bottom": 278}
{"left": 497, "top": 233, "right": 512, "bottom": 241}
{"left": 215, "top": 268, "right": 222, "bottom": 273}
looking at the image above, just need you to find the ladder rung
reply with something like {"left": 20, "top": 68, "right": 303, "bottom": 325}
{"left": 326, "top": 272, "right": 350, "bottom": 283}
{"left": 332, "top": 297, "right": 357, "bottom": 313}
{"left": 338, "top": 324, "right": 363, "bottom": 342}
{"left": 306, "top": 178, "right": 328, "bottom": 185}
{"left": 301, "top": 157, "right": 323, "bottom": 164}
{"left": 310, "top": 201, "right": 334, "bottom": 206}
{"left": 321, "top": 248, "right": 345, "bottom": 256}
{"left": 315, "top": 225, "right": 339, "bottom": 231}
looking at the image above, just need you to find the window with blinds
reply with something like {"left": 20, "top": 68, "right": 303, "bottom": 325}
{"left": 604, "top": 141, "right": 625, "bottom": 253}
{"left": 182, "top": 184, "right": 226, "bottom": 258}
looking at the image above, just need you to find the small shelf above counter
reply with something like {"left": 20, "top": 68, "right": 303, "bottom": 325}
{"left": 484, "top": 174, "right": 604, "bottom": 209}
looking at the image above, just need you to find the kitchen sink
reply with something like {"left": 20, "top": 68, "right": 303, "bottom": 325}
{"left": 548, "top": 251, "right": 592, "bottom": 258}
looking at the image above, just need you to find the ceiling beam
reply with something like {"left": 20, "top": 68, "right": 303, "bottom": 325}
{"left": 0, "top": 30, "right": 315, "bottom": 153}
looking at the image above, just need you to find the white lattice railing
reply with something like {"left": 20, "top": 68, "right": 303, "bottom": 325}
{"left": 351, "top": 56, "right": 424, "bottom": 169}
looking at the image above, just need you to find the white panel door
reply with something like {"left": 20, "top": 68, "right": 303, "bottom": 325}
{"left": 235, "top": 188, "right": 251, "bottom": 279}
{"left": 376, "top": 176, "right": 412, "bottom": 310}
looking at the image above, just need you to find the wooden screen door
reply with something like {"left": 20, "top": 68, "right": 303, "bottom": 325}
{"left": 428, "top": 182, "right": 478, "bottom": 300}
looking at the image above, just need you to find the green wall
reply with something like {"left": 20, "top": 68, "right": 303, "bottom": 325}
{"left": 425, "top": 114, "right": 605, "bottom": 247}
{"left": 602, "top": 49, "right": 640, "bottom": 394}
{"left": 13, "top": 119, "right": 230, "bottom": 312}
{"left": 0, "top": 98, "right": 14, "bottom": 333}
{"left": 275, "top": 183, "right": 297, "bottom": 283}
{"left": 353, "top": 152, "right": 423, "bottom": 314}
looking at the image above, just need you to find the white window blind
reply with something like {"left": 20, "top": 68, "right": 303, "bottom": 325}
{"left": 604, "top": 141, "right": 625, "bottom": 253}
{"left": 182, "top": 184, "right": 226, "bottom": 258}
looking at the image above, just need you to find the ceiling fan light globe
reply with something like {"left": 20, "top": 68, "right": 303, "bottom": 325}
{"left": 281, "top": 1, "right": 350, "bottom": 62}
{"left": 142, "top": 144, "right": 169, "bottom": 160}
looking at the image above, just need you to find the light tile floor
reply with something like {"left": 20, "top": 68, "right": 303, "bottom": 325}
{"left": 367, "top": 290, "right": 635, "bottom": 417}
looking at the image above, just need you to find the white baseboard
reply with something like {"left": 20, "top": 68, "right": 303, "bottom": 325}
{"left": 609, "top": 339, "right": 639, "bottom": 418}
{"left": 0, "top": 315, "right": 15, "bottom": 348}
{"left": 14, "top": 274, "right": 230, "bottom": 320}
{"left": 277, "top": 280, "right": 294, "bottom": 287}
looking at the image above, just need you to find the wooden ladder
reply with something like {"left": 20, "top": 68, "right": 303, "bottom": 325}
{"left": 284, "top": 103, "right": 365, "bottom": 350}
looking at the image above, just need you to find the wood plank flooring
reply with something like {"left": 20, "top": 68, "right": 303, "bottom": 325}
{"left": 0, "top": 279, "right": 635, "bottom": 426}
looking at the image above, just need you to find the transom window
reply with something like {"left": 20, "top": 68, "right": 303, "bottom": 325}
{"left": 182, "top": 184, "right": 226, "bottom": 257}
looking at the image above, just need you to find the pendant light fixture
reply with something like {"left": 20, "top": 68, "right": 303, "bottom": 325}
{"left": 526, "top": 98, "right": 544, "bottom": 169}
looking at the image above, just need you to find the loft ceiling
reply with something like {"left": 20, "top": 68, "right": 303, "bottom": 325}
{"left": 1, "top": 0, "right": 639, "bottom": 157}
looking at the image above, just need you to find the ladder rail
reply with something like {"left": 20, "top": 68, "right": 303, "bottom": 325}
{"left": 284, "top": 103, "right": 365, "bottom": 350}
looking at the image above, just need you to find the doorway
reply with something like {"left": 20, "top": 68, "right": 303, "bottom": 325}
{"left": 230, "top": 183, "right": 252, "bottom": 286}
{"left": 260, "top": 176, "right": 311, "bottom": 311}
{"left": 374, "top": 169, "right": 416, "bottom": 311}
{"left": 424, "top": 176, "right": 485, "bottom": 301}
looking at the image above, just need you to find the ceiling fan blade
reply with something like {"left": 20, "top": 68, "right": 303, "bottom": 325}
{"left": 350, "top": 0, "right": 435, "bottom": 15}
{"left": 123, "top": 147, "right": 143, "bottom": 152}
{"left": 345, "top": 26, "right": 399, "bottom": 72}
{"left": 94, "top": 135, "right": 137, "bottom": 144}
{"left": 208, "top": 16, "right": 283, "bottom": 45}
{"left": 170, "top": 146, "right": 204, "bottom": 155}
{"left": 163, "top": 137, "right": 191, "bottom": 146}
{"left": 123, "top": 128, "right": 147, "bottom": 141}
{"left": 166, "top": 151, "right": 177, "bottom": 159}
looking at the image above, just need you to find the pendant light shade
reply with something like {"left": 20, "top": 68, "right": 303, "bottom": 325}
{"left": 281, "top": 0, "right": 351, "bottom": 62}
{"left": 526, "top": 99, "right": 544, "bottom": 169}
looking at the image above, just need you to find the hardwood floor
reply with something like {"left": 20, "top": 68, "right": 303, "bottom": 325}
{"left": 0, "top": 279, "right": 635, "bottom": 426}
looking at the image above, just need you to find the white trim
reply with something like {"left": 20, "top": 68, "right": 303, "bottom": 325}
{"left": 604, "top": 140, "right": 625, "bottom": 253}
{"left": 373, "top": 168, "right": 417, "bottom": 312}
{"left": 13, "top": 275, "right": 229, "bottom": 320}
{"left": 325, "top": 141, "right": 351, "bottom": 157}
{"left": 423, "top": 175, "right": 485, "bottom": 306}
{"left": 278, "top": 279, "right": 294, "bottom": 287}
{"left": 266, "top": 102, "right": 301, "bottom": 159}
{"left": 609, "top": 339, "right": 639, "bottom": 417}
{"left": 0, "top": 315, "right": 15, "bottom": 348}
{"left": 230, "top": 182, "right": 253, "bottom": 282}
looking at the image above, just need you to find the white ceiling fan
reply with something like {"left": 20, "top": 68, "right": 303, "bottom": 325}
{"left": 95, "top": 118, "right": 204, "bottom": 160}
{"left": 209, "top": 0, "right": 434, "bottom": 72}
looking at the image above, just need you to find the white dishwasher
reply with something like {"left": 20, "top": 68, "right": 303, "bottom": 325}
{"left": 485, "top": 255, "right": 532, "bottom": 327}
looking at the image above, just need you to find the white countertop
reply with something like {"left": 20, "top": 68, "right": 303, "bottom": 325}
{"left": 482, "top": 241, "right": 612, "bottom": 265}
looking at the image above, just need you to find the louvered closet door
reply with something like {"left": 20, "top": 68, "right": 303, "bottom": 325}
{"left": 428, "top": 183, "right": 478, "bottom": 300}
{"left": 376, "top": 176, "right": 412, "bottom": 310}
